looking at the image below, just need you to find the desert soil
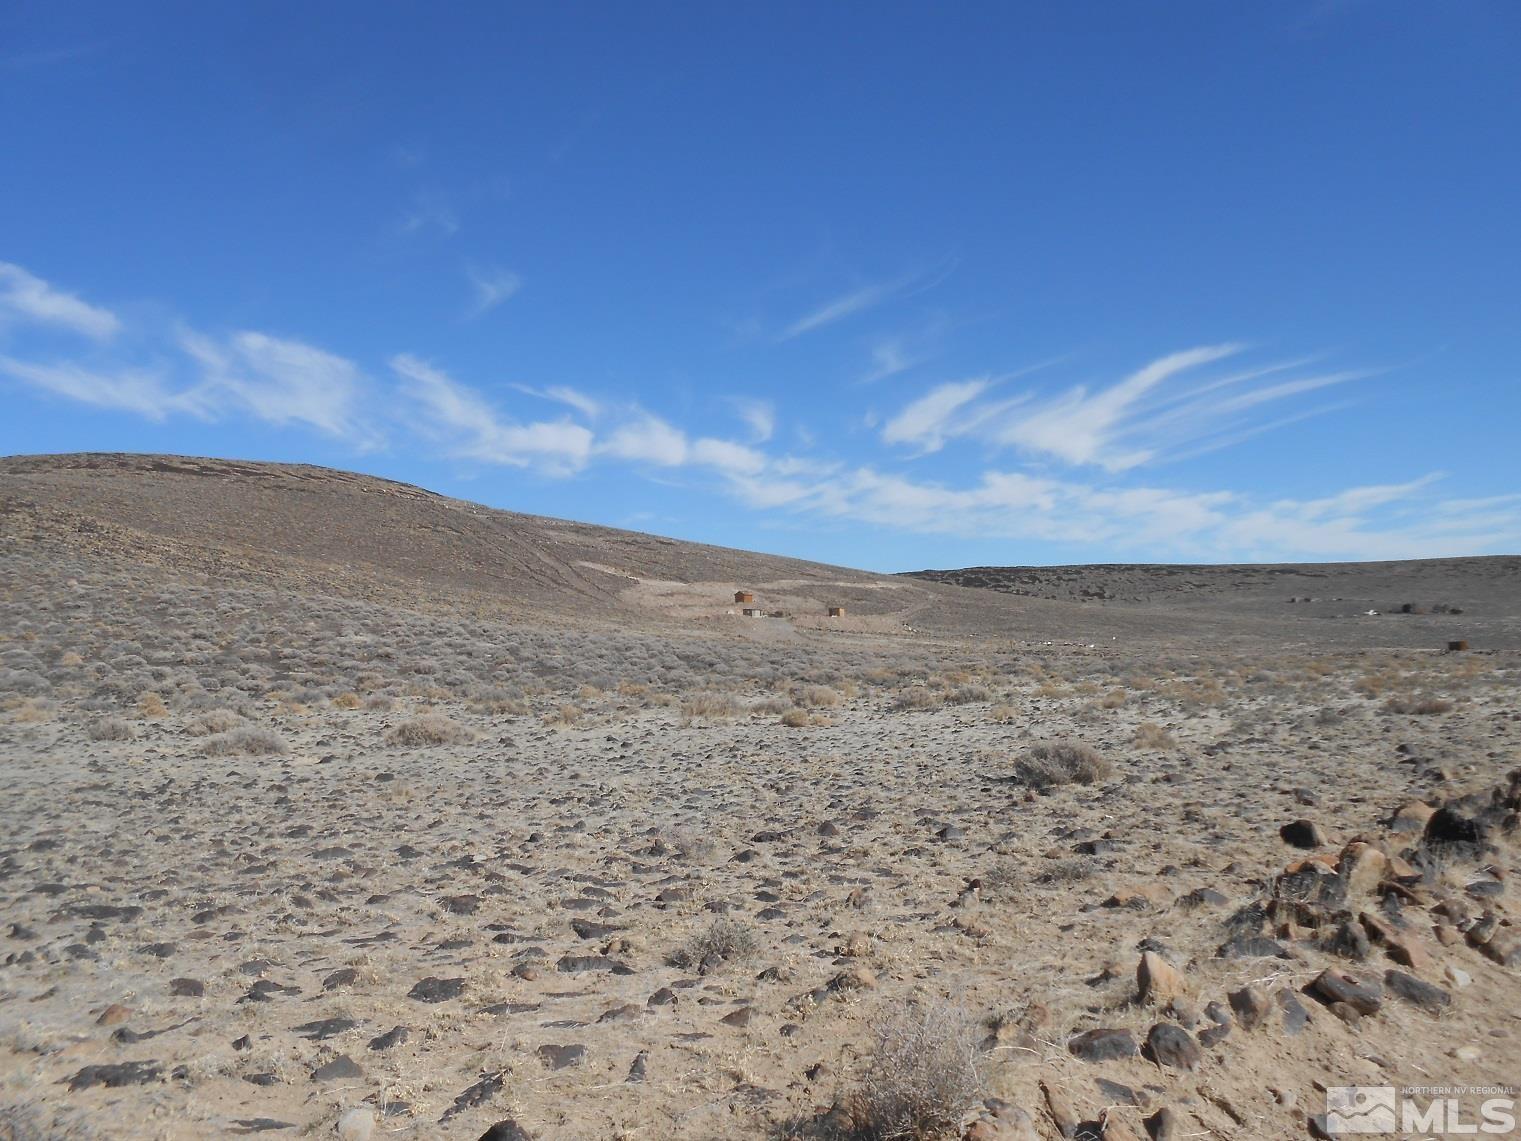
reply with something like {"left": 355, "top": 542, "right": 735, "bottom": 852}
{"left": 2, "top": 454, "right": 1518, "bottom": 1140}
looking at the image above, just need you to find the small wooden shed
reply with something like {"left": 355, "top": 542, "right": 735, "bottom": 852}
{"left": 1448, "top": 639, "right": 1469, "bottom": 652}
{"left": 734, "top": 590, "right": 754, "bottom": 604}
{"left": 827, "top": 605, "right": 845, "bottom": 618}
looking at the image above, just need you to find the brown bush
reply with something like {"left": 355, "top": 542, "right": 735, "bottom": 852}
{"left": 385, "top": 715, "right": 475, "bottom": 747}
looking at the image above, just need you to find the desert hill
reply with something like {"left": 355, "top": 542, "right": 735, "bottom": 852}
{"left": 2, "top": 452, "right": 1515, "bottom": 650}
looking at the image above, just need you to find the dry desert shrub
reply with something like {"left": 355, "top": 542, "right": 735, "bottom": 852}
{"left": 203, "top": 727, "right": 288, "bottom": 756}
{"left": 1096, "top": 688, "right": 1127, "bottom": 709}
{"left": 185, "top": 709, "right": 243, "bottom": 736}
{"left": 1012, "top": 740, "right": 1111, "bottom": 790}
{"left": 793, "top": 684, "right": 842, "bottom": 708}
{"left": 86, "top": 716, "right": 135, "bottom": 742}
{"left": 941, "top": 683, "right": 993, "bottom": 705}
{"left": 1132, "top": 721, "right": 1175, "bottom": 750}
{"left": 669, "top": 917, "right": 757, "bottom": 972}
{"left": 385, "top": 714, "right": 474, "bottom": 747}
{"left": 137, "top": 691, "right": 169, "bottom": 718}
{"left": 331, "top": 692, "right": 363, "bottom": 710}
{"left": 893, "top": 687, "right": 941, "bottom": 712}
{"left": 545, "top": 704, "right": 581, "bottom": 726}
{"left": 682, "top": 692, "right": 742, "bottom": 719}
{"left": 843, "top": 999, "right": 985, "bottom": 1140}
{"left": 986, "top": 704, "right": 1018, "bottom": 724}
{"left": 1383, "top": 694, "right": 1453, "bottom": 715}
{"left": 779, "top": 708, "right": 810, "bottom": 728}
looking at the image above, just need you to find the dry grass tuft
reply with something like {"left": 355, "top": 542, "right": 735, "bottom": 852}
{"left": 86, "top": 716, "right": 135, "bottom": 742}
{"left": 669, "top": 917, "right": 758, "bottom": 971}
{"left": 203, "top": 727, "right": 288, "bottom": 756}
{"left": 385, "top": 714, "right": 475, "bottom": 747}
{"left": 779, "top": 708, "right": 810, "bottom": 728}
{"left": 1383, "top": 694, "right": 1453, "bottom": 715}
{"left": 1011, "top": 739, "right": 1111, "bottom": 790}
{"left": 137, "top": 691, "right": 169, "bottom": 719}
{"left": 842, "top": 998, "right": 985, "bottom": 1140}
{"left": 893, "top": 688, "right": 941, "bottom": 712}
{"left": 1132, "top": 721, "right": 1175, "bottom": 750}
{"left": 185, "top": 709, "right": 243, "bottom": 737}
{"left": 682, "top": 692, "right": 742, "bottom": 719}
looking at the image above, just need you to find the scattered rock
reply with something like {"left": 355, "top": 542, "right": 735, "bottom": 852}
{"left": 336, "top": 1107, "right": 375, "bottom": 1141}
{"left": 408, "top": 976, "right": 465, "bottom": 1003}
{"left": 537, "top": 1043, "right": 587, "bottom": 1069}
{"left": 1280, "top": 820, "right": 1326, "bottom": 849}
{"left": 1384, "top": 969, "right": 1451, "bottom": 1014}
{"left": 1227, "top": 986, "right": 1271, "bottom": 1031}
{"left": 1067, "top": 1028, "right": 1137, "bottom": 1062}
{"left": 1144, "top": 1023, "right": 1201, "bottom": 1071}
{"left": 368, "top": 1025, "right": 408, "bottom": 1051}
{"left": 65, "top": 1061, "right": 161, "bottom": 1090}
{"left": 477, "top": 1121, "right": 535, "bottom": 1141}
{"left": 1309, "top": 969, "right": 1382, "bottom": 1015}
{"left": 441, "top": 1070, "right": 506, "bottom": 1123}
{"left": 311, "top": 1055, "right": 363, "bottom": 1082}
{"left": 1136, "top": 950, "right": 1185, "bottom": 1005}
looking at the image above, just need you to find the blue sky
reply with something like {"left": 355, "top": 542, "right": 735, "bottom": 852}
{"left": 3, "top": 2, "right": 1518, "bottom": 570}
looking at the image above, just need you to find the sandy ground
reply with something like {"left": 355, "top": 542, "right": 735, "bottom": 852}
{"left": 2, "top": 454, "right": 1519, "bottom": 1140}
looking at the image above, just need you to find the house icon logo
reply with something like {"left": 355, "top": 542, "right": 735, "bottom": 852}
{"left": 1326, "top": 1087, "right": 1398, "bottom": 1133}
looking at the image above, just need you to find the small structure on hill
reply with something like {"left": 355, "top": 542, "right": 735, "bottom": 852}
{"left": 827, "top": 605, "right": 845, "bottom": 617}
{"left": 734, "top": 590, "right": 754, "bottom": 604}
{"left": 742, "top": 607, "right": 762, "bottom": 618}
{"left": 1448, "top": 639, "right": 1469, "bottom": 652}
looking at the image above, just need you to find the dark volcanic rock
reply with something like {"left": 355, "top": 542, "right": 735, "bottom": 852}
{"left": 1384, "top": 969, "right": 1451, "bottom": 1014}
{"left": 478, "top": 1121, "right": 535, "bottom": 1141}
{"left": 1067, "top": 1028, "right": 1138, "bottom": 1062}
{"left": 1309, "top": 969, "right": 1382, "bottom": 1015}
{"left": 1145, "top": 1023, "right": 1201, "bottom": 1071}
{"left": 441, "top": 1070, "right": 505, "bottom": 1123}
{"left": 368, "top": 1025, "right": 409, "bottom": 1051}
{"left": 408, "top": 976, "right": 465, "bottom": 1003}
{"left": 1279, "top": 820, "right": 1326, "bottom": 849}
{"left": 311, "top": 1055, "right": 363, "bottom": 1082}
{"left": 65, "top": 1061, "right": 161, "bottom": 1090}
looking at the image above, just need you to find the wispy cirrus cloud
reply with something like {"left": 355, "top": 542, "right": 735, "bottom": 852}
{"left": 880, "top": 378, "right": 994, "bottom": 453}
{"left": 513, "top": 383, "right": 601, "bottom": 419}
{"left": 464, "top": 265, "right": 522, "bottom": 318}
{"left": 730, "top": 397, "right": 775, "bottom": 442}
{"left": 881, "top": 345, "right": 1369, "bottom": 472}
{"left": 780, "top": 279, "right": 906, "bottom": 340}
{"left": 392, "top": 354, "right": 593, "bottom": 475}
{"left": 0, "top": 356, "right": 182, "bottom": 419}
{"left": 3, "top": 258, "right": 1508, "bottom": 563}
{"left": 395, "top": 190, "right": 460, "bottom": 238}
{"left": 779, "top": 259, "right": 957, "bottom": 341}
{"left": 180, "top": 330, "right": 380, "bottom": 445}
{"left": 0, "top": 262, "right": 121, "bottom": 340}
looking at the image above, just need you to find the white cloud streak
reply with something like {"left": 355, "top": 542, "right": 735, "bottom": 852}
{"left": 2, "top": 260, "right": 1506, "bottom": 563}
{"left": 465, "top": 265, "right": 522, "bottom": 318}
{"left": 0, "top": 262, "right": 121, "bottom": 340}
{"left": 392, "top": 354, "right": 593, "bottom": 475}
{"left": 882, "top": 345, "right": 1368, "bottom": 473}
